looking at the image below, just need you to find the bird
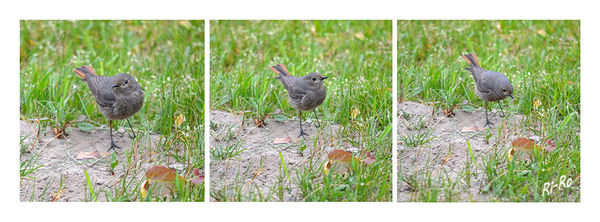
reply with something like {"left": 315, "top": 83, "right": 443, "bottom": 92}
{"left": 74, "top": 65, "right": 145, "bottom": 151}
{"left": 462, "top": 53, "right": 514, "bottom": 127}
{"left": 271, "top": 64, "right": 328, "bottom": 138}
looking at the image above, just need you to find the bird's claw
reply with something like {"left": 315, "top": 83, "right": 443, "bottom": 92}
{"left": 483, "top": 120, "right": 493, "bottom": 128}
{"left": 298, "top": 129, "right": 308, "bottom": 139}
{"left": 107, "top": 142, "right": 121, "bottom": 152}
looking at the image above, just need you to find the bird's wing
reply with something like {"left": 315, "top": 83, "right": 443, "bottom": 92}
{"left": 475, "top": 71, "right": 497, "bottom": 94}
{"left": 287, "top": 79, "right": 307, "bottom": 100}
{"left": 87, "top": 76, "right": 116, "bottom": 108}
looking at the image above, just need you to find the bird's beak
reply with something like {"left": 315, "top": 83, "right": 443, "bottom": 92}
{"left": 321, "top": 76, "right": 328, "bottom": 80}
{"left": 509, "top": 94, "right": 514, "bottom": 99}
{"left": 112, "top": 83, "right": 120, "bottom": 88}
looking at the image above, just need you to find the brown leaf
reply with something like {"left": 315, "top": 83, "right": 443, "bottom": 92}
{"left": 174, "top": 114, "right": 185, "bottom": 128}
{"left": 363, "top": 152, "right": 375, "bottom": 165}
{"left": 53, "top": 120, "right": 75, "bottom": 139}
{"left": 328, "top": 150, "right": 354, "bottom": 162}
{"left": 51, "top": 188, "right": 65, "bottom": 202}
{"left": 75, "top": 150, "right": 100, "bottom": 160}
{"left": 252, "top": 167, "right": 264, "bottom": 180}
{"left": 140, "top": 180, "right": 151, "bottom": 198}
{"left": 191, "top": 168, "right": 204, "bottom": 185}
{"left": 460, "top": 126, "right": 480, "bottom": 133}
{"left": 146, "top": 166, "right": 185, "bottom": 184}
{"left": 324, "top": 150, "right": 356, "bottom": 176}
{"left": 509, "top": 137, "right": 537, "bottom": 161}
{"left": 511, "top": 137, "right": 535, "bottom": 150}
{"left": 544, "top": 140, "right": 556, "bottom": 152}
{"left": 254, "top": 118, "right": 266, "bottom": 127}
{"left": 443, "top": 106, "right": 455, "bottom": 117}
{"left": 272, "top": 137, "right": 292, "bottom": 144}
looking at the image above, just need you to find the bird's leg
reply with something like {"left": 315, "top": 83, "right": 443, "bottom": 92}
{"left": 108, "top": 120, "right": 121, "bottom": 152}
{"left": 298, "top": 111, "right": 308, "bottom": 138}
{"left": 484, "top": 101, "right": 493, "bottom": 128}
{"left": 126, "top": 119, "right": 137, "bottom": 140}
{"left": 313, "top": 109, "right": 321, "bottom": 128}
{"left": 498, "top": 101, "right": 506, "bottom": 118}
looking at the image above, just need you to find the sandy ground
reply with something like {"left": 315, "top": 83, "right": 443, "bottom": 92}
{"left": 398, "top": 101, "right": 526, "bottom": 201}
{"left": 19, "top": 120, "right": 169, "bottom": 201}
{"left": 210, "top": 110, "right": 358, "bottom": 201}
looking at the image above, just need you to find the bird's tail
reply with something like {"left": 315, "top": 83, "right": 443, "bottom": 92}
{"left": 73, "top": 65, "right": 97, "bottom": 80}
{"left": 270, "top": 64, "right": 291, "bottom": 78}
{"left": 461, "top": 53, "right": 481, "bottom": 70}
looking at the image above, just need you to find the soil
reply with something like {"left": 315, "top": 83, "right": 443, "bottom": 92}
{"left": 397, "top": 101, "right": 526, "bottom": 202}
{"left": 19, "top": 120, "right": 167, "bottom": 201}
{"left": 209, "top": 110, "right": 356, "bottom": 201}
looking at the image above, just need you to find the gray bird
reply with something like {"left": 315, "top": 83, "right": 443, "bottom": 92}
{"left": 74, "top": 65, "right": 145, "bottom": 151}
{"left": 462, "top": 53, "right": 514, "bottom": 127}
{"left": 271, "top": 64, "right": 328, "bottom": 138}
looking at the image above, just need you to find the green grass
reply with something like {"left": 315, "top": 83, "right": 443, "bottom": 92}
{"left": 20, "top": 20, "right": 204, "bottom": 201}
{"left": 398, "top": 20, "right": 580, "bottom": 202}
{"left": 210, "top": 20, "right": 392, "bottom": 201}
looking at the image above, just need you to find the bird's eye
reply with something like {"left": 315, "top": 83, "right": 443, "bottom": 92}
{"left": 502, "top": 89, "right": 506, "bottom": 92}
{"left": 125, "top": 80, "right": 129, "bottom": 84}
{"left": 312, "top": 78, "right": 316, "bottom": 81}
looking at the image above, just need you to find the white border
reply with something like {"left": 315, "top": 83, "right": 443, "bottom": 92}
{"left": 4, "top": 0, "right": 598, "bottom": 221}
{"left": 204, "top": 19, "right": 211, "bottom": 203}
{"left": 392, "top": 20, "right": 398, "bottom": 203}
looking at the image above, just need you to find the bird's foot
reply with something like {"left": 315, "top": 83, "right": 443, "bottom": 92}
{"left": 107, "top": 142, "right": 121, "bottom": 152}
{"left": 298, "top": 129, "right": 309, "bottom": 139}
{"left": 483, "top": 119, "right": 494, "bottom": 128}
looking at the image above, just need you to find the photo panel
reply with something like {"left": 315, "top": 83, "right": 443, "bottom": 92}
{"left": 19, "top": 20, "right": 205, "bottom": 201}
{"left": 397, "top": 20, "right": 580, "bottom": 202}
{"left": 210, "top": 20, "right": 393, "bottom": 202}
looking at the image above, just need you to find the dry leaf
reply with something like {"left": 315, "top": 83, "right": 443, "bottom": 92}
{"left": 509, "top": 137, "right": 536, "bottom": 161}
{"left": 533, "top": 100, "right": 542, "bottom": 110}
{"left": 544, "top": 140, "right": 556, "bottom": 152}
{"left": 444, "top": 106, "right": 456, "bottom": 117}
{"left": 178, "top": 20, "right": 192, "bottom": 29}
{"left": 272, "top": 137, "right": 292, "bottom": 144}
{"left": 191, "top": 168, "right": 204, "bottom": 185}
{"left": 328, "top": 150, "right": 355, "bottom": 162}
{"left": 252, "top": 167, "right": 265, "bottom": 180}
{"left": 351, "top": 108, "right": 360, "bottom": 120}
{"left": 324, "top": 150, "right": 360, "bottom": 176}
{"left": 174, "top": 114, "right": 185, "bottom": 128}
{"left": 146, "top": 166, "right": 185, "bottom": 184}
{"left": 354, "top": 32, "right": 365, "bottom": 40}
{"left": 460, "top": 126, "right": 480, "bottom": 133}
{"left": 537, "top": 29, "right": 547, "bottom": 36}
{"left": 363, "top": 152, "right": 375, "bottom": 165}
{"left": 51, "top": 188, "right": 65, "bottom": 202}
{"left": 141, "top": 166, "right": 187, "bottom": 197}
{"left": 511, "top": 137, "right": 535, "bottom": 150}
{"left": 75, "top": 150, "right": 100, "bottom": 160}
{"left": 140, "top": 180, "right": 150, "bottom": 198}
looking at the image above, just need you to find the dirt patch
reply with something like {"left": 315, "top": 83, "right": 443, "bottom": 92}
{"left": 398, "top": 101, "right": 527, "bottom": 201}
{"left": 19, "top": 120, "right": 167, "bottom": 201}
{"left": 210, "top": 110, "right": 357, "bottom": 201}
